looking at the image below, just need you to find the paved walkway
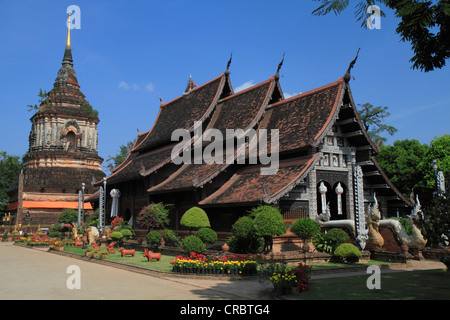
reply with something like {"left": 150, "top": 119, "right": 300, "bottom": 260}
{"left": 0, "top": 242, "right": 446, "bottom": 300}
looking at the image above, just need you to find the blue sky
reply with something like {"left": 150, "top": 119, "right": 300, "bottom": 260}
{"left": 1, "top": 1, "right": 449, "bottom": 174}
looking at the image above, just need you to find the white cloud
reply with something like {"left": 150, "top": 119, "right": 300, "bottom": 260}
{"left": 118, "top": 81, "right": 129, "bottom": 90}
{"left": 235, "top": 80, "right": 255, "bottom": 92}
{"left": 118, "top": 81, "right": 155, "bottom": 92}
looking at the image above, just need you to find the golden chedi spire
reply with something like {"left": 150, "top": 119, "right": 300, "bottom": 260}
{"left": 66, "top": 12, "right": 71, "bottom": 48}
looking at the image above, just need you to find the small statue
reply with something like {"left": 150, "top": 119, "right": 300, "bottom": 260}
{"left": 143, "top": 249, "right": 161, "bottom": 262}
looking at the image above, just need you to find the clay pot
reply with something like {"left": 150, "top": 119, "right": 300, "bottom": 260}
{"left": 222, "top": 243, "right": 229, "bottom": 252}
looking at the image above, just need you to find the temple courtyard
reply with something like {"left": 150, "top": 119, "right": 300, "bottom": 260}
{"left": 1, "top": 241, "right": 447, "bottom": 301}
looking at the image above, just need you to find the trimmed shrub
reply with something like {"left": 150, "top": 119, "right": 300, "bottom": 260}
{"left": 229, "top": 215, "right": 263, "bottom": 253}
{"left": 290, "top": 218, "right": 320, "bottom": 240}
{"left": 119, "top": 228, "right": 134, "bottom": 240}
{"left": 182, "top": 235, "right": 206, "bottom": 254}
{"left": 180, "top": 207, "right": 210, "bottom": 234}
{"left": 146, "top": 230, "right": 162, "bottom": 246}
{"left": 47, "top": 231, "right": 61, "bottom": 238}
{"left": 252, "top": 205, "right": 286, "bottom": 252}
{"left": 110, "top": 231, "right": 124, "bottom": 242}
{"left": 136, "top": 202, "right": 171, "bottom": 232}
{"left": 195, "top": 227, "right": 217, "bottom": 245}
{"left": 324, "top": 228, "right": 349, "bottom": 251}
{"left": 333, "top": 243, "right": 362, "bottom": 264}
{"left": 161, "top": 229, "right": 181, "bottom": 247}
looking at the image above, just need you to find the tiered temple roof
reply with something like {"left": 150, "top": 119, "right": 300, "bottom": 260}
{"left": 101, "top": 56, "right": 412, "bottom": 212}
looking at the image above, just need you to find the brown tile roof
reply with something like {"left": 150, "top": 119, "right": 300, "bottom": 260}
{"left": 199, "top": 153, "right": 320, "bottom": 206}
{"left": 133, "top": 73, "right": 228, "bottom": 152}
{"left": 146, "top": 77, "right": 277, "bottom": 194}
{"left": 259, "top": 78, "right": 345, "bottom": 154}
{"left": 103, "top": 144, "right": 174, "bottom": 185}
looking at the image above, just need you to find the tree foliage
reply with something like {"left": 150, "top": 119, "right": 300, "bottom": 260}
{"left": 357, "top": 102, "right": 398, "bottom": 143}
{"left": 376, "top": 139, "right": 428, "bottom": 196}
{"left": 376, "top": 134, "right": 450, "bottom": 205}
{"left": 106, "top": 140, "right": 135, "bottom": 172}
{"left": 0, "top": 152, "right": 23, "bottom": 212}
{"left": 311, "top": 0, "right": 450, "bottom": 72}
{"left": 57, "top": 209, "right": 78, "bottom": 227}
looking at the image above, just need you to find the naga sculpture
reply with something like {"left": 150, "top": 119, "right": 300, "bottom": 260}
{"left": 379, "top": 194, "right": 427, "bottom": 250}
{"left": 365, "top": 194, "right": 384, "bottom": 251}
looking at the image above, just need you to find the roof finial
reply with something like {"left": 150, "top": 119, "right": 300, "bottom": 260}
{"left": 344, "top": 48, "right": 360, "bottom": 82}
{"left": 159, "top": 93, "right": 163, "bottom": 104}
{"left": 274, "top": 52, "right": 285, "bottom": 80}
{"left": 66, "top": 12, "right": 71, "bottom": 48}
{"left": 62, "top": 12, "right": 74, "bottom": 67}
{"left": 225, "top": 52, "right": 232, "bottom": 75}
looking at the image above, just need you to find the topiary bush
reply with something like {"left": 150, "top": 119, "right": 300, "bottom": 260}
{"left": 324, "top": 228, "right": 349, "bottom": 251}
{"left": 180, "top": 207, "right": 210, "bottom": 234}
{"left": 110, "top": 231, "right": 124, "bottom": 242}
{"left": 251, "top": 205, "right": 287, "bottom": 252}
{"left": 118, "top": 228, "right": 134, "bottom": 240}
{"left": 229, "top": 215, "right": 263, "bottom": 253}
{"left": 333, "top": 243, "right": 362, "bottom": 264}
{"left": 182, "top": 235, "right": 206, "bottom": 254}
{"left": 145, "top": 230, "right": 162, "bottom": 246}
{"left": 161, "top": 229, "right": 181, "bottom": 247}
{"left": 195, "top": 227, "right": 217, "bottom": 245}
{"left": 290, "top": 217, "right": 320, "bottom": 241}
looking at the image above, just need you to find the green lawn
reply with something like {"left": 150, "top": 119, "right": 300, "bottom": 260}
{"left": 293, "top": 269, "right": 450, "bottom": 300}
{"left": 63, "top": 246, "right": 175, "bottom": 272}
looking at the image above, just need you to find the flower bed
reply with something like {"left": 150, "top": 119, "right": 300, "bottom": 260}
{"left": 171, "top": 252, "right": 264, "bottom": 276}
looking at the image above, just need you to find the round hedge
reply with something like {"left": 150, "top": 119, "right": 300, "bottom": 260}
{"left": 232, "top": 216, "right": 256, "bottom": 239}
{"left": 182, "top": 235, "right": 206, "bottom": 254}
{"left": 145, "top": 230, "right": 162, "bottom": 246}
{"left": 252, "top": 205, "right": 286, "bottom": 237}
{"left": 109, "top": 231, "right": 123, "bottom": 242}
{"left": 290, "top": 218, "right": 320, "bottom": 240}
{"left": 195, "top": 227, "right": 217, "bottom": 245}
{"left": 180, "top": 207, "right": 210, "bottom": 229}
{"left": 333, "top": 243, "right": 362, "bottom": 264}
{"left": 119, "top": 228, "right": 134, "bottom": 240}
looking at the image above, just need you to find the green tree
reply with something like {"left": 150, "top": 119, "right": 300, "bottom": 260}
{"left": 376, "top": 139, "right": 429, "bottom": 197}
{"left": 57, "top": 209, "right": 78, "bottom": 227}
{"left": 357, "top": 103, "right": 398, "bottom": 143}
{"left": 0, "top": 152, "right": 23, "bottom": 212}
{"left": 251, "top": 205, "right": 287, "bottom": 252}
{"left": 180, "top": 207, "right": 211, "bottom": 235}
{"left": 417, "top": 134, "right": 450, "bottom": 190}
{"left": 106, "top": 140, "right": 135, "bottom": 172}
{"left": 312, "top": 0, "right": 450, "bottom": 72}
